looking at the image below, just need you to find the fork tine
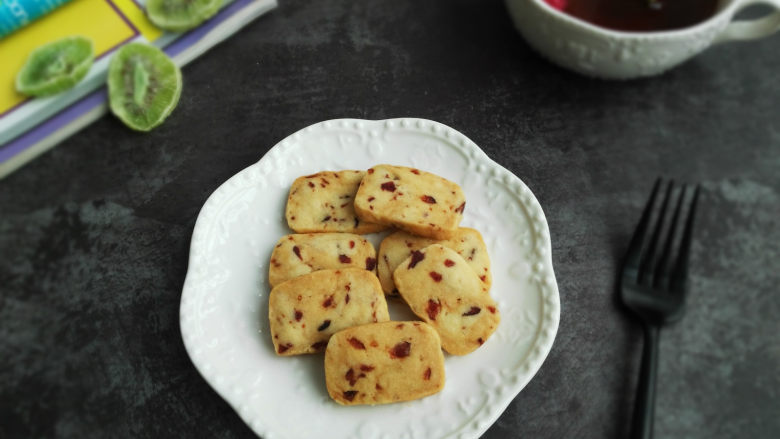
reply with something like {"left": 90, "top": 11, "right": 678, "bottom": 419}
{"left": 638, "top": 180, "right": 674, "bottom": 284}
{"left": 670, "top": 185, "right": 701, "bottom": 291}
{"left": 653, "top": 184, "right": 687, "bottom": 287}
{"left": 624, "top": 178, "right": 662, "bottom": 273}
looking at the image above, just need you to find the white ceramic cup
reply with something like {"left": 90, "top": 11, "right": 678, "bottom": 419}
{"left": 505, "top": 0, "right": 780, "bottom": 79}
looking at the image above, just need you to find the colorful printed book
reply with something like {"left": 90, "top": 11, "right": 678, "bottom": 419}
{"left": 0, "top": 0, "right": 277, "bottom": 179}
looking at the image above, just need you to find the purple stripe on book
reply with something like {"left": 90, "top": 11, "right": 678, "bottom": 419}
{"left": 163, "top": 0, "right": 253, "bottom": 58}
{"left": 0, "top": 0, "right": 257, "bottom": 165}
{"left": 0, "top": 89, "right": 107, "bottom": 163}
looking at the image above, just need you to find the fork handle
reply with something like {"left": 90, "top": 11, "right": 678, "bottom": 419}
{"left": 631, "top": 323, "right": 660, "bottom": 439}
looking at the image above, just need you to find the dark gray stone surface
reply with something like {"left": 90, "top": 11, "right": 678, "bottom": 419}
{"left": 1, "top": 0, "right": 779, "bottom": 437}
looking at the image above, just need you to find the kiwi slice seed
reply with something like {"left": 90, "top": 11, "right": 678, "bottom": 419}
{"left": 107, "top": 43, "right": 182, "bottom": 132}
{"left": 146, "top": 0, "right": 224, "bottom": 32}
{"left": 16, "top": 36, "right": 94, "bottom": 97}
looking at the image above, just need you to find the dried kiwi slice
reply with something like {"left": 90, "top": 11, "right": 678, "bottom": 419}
{"left": 146, "top": 0, "right": 223, "bottom": 32}
{"left": 108, "top": 43, "right": 182, "bottom": 132}
{"left": 16, "top": 36, "right": 94, "bottom": 97}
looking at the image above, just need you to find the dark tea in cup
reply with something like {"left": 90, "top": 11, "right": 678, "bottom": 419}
{"left": 545, "top": 0, "right": 720, "bottom": 32}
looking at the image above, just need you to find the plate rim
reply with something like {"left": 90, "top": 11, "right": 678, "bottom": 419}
{"left": 180, "top": 117, "right": 561, "bottom": 439}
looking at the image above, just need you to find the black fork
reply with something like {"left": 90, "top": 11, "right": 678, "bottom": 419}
{"left": 619, "top": 179, "right": 701, "bottom": 439}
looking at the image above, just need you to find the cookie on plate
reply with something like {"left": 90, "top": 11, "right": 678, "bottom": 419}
{"left": 269, "top": 268, "right": 389, "bottom": 356}
{"left": 285, "top": 170, "right": 387, "bottom": 234}
{"left": 377, "top": 228, "right": 491, "bottom": 295}
{"left": 393, "top": 244, "right": 499, "bottom": 355}
{"left": 269, "top": 233, "right": 377, "bottom": 287}
{"left": 324, "top": 321, "right": 445, "bottom": 405}
{"left": 353, "top": 165, "right": 465, "bottom": 239}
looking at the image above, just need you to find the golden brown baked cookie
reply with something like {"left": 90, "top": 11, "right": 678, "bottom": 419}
{"left": 269, "top": 233, "right": 377, "bottom": 287}
{"left": 376, "top": 228, "right": 491, "bottom": 295}
{"left": 393, "top": 244, "right": 499, "bottom": 355}
{"left": 353, "top": 165, "right": 465, "bottom": 239}
{"left": 269, "top": 268, "right": 389, "bottom": 356}
{"left": 285, "top": 170, "right": 386, "bottom": 234}
{"left": 324, "top": 321, "right": 445, "bottom": 405}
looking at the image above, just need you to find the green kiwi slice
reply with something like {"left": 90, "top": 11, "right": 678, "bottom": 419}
{"left": 16, "top": 36, "right": 94, "bottom": 97}
{"left": 146, "top": 0, "right": 224, "bottom": 32}
{"left": 107, "top": 43, "right": 182, "bottom": 132}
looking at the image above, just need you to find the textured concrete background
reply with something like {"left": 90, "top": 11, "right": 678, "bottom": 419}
{"left": 1, "top": 0, "right": 779, "bottom": 438}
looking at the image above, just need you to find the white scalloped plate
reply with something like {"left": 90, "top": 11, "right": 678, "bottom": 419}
{"left": 180, "top": 118, "right": 560, "bottom": 439}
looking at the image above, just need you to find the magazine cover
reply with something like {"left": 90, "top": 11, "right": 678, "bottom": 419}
{"left": 0, "top": 0, "right": 277, "bottom": 179}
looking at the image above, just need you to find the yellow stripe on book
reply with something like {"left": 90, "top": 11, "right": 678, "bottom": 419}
{"left": 112, "top": 0, "right": 163, "bottom": 42}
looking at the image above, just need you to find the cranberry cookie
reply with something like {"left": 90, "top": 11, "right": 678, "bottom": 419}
{"left": 269, "top": 268, "right": 389, "bottom": 356}
{"left": 393, "top": 244, "right": 499, "bottom": 355}
{"left": 353, "top": 165, "right": 465, "bottom": 239}
{"left": 285, "top": 170, "right": 386, "bottom": 234}
{"left": 269, "top": 233, "right": 377, "bottom": 287}
{"left": 325, "top": 321, "right": 445, "bottom": 405}
{"left": 377, "top": 228, "right": 491, "bottom": 295}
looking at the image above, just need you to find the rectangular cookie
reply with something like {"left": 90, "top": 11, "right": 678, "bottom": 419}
{"left": 377, "top": 228, "right": 491, "bottom": 295}
{"left": 269, "top": 233, "right": 377, "bottom": 287}
{"left": 393, "top": 244, "right": 500, "bottom": 355}
{"left": 285, "top": 170, "right": 387, "bottom": 234}
{"left": 324, "top": 321, "right": 445, "bottom": 405}
{"left": 353, "top": 165, "right": 466, "bottom": 239}
{"left": 269, "top": 268, "right": 389, "bottom": 356}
